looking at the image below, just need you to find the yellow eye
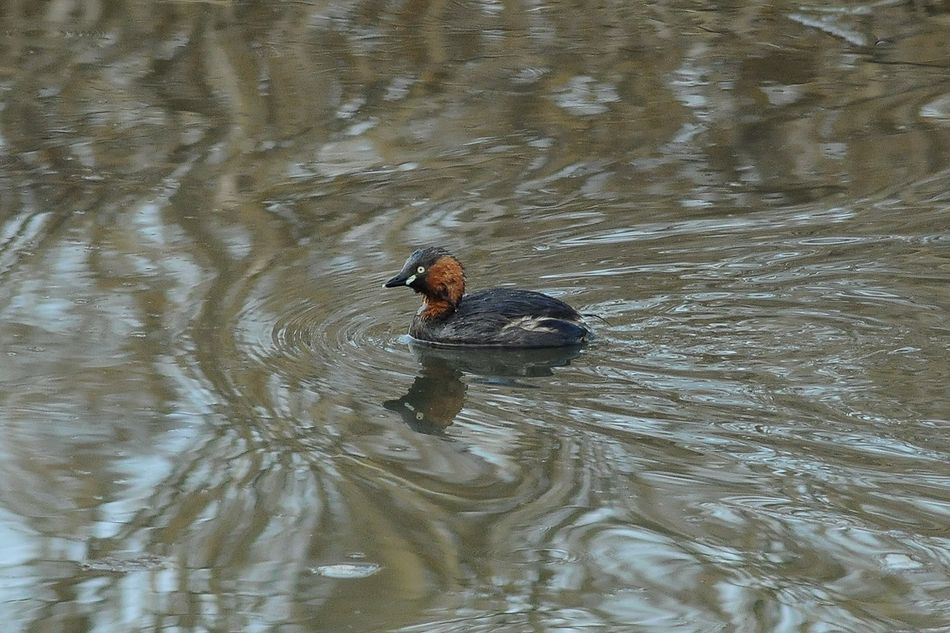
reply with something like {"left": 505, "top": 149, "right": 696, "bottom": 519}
{"left": 416, "top": 266, "right": 425, "bottom": 274}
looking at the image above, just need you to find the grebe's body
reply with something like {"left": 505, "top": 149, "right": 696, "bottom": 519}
{"left": 384, "top": 247, "right": 590, "bottom": 348}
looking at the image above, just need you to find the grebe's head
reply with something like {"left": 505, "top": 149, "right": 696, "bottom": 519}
{"left": 384, "top": 246, "right": 466, "bottom": 309}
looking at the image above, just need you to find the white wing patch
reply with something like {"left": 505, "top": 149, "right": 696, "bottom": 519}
{"left": 502, "top": 316, "right": 561, "bottom": 333}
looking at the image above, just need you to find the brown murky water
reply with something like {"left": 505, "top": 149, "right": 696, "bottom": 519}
{"left": 1, "top": 1, "right": 949, "bottom": 631}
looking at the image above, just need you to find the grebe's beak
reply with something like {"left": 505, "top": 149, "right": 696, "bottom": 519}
{"left": 384, "top": 270, "right": 414, "bottom": 288}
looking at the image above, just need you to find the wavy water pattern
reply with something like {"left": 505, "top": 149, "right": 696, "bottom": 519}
{"left": 0, "top": 1, "right": 948, "bottom": 632}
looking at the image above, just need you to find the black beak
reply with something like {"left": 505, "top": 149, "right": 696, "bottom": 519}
{"left": 384, "top": 262, "right": 416, "bottom": 287}
{"left": 383, "top": 273, "right": 407, "bottom": 288}
{"left": 384, "top": 254, "right": 422, "bottom": 288}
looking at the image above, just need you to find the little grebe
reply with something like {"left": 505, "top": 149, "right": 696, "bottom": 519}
{"left": 384, "top": 247, "right": 591, "bottom": 347}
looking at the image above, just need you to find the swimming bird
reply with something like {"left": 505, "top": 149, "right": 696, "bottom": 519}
{"left": 384, "top": 247, "right": 591, "bottom": 347}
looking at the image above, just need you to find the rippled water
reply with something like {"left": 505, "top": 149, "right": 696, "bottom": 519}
{"left": 1, "top": 1, "right": 949, "bottom": 631}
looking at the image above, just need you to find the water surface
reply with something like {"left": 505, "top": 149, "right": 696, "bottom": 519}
{"left": 1, "top": 1, "right": 949, "bottom": 631}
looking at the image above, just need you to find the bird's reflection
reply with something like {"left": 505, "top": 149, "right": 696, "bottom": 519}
{"left": 384, "top": 343, "right": 583, "bottom": 434}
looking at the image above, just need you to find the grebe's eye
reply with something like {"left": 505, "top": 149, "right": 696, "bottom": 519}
{"left": 416, "top": 266, "right": 425, "bottom": 274}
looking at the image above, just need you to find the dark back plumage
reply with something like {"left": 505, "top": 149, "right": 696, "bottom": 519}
{"left": 411, "top": 288, "right": 589, "bottom": 347}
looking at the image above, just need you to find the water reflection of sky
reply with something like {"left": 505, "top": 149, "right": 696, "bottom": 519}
{"left": 0, "top": 1, "right": 948, "bottom": 631}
